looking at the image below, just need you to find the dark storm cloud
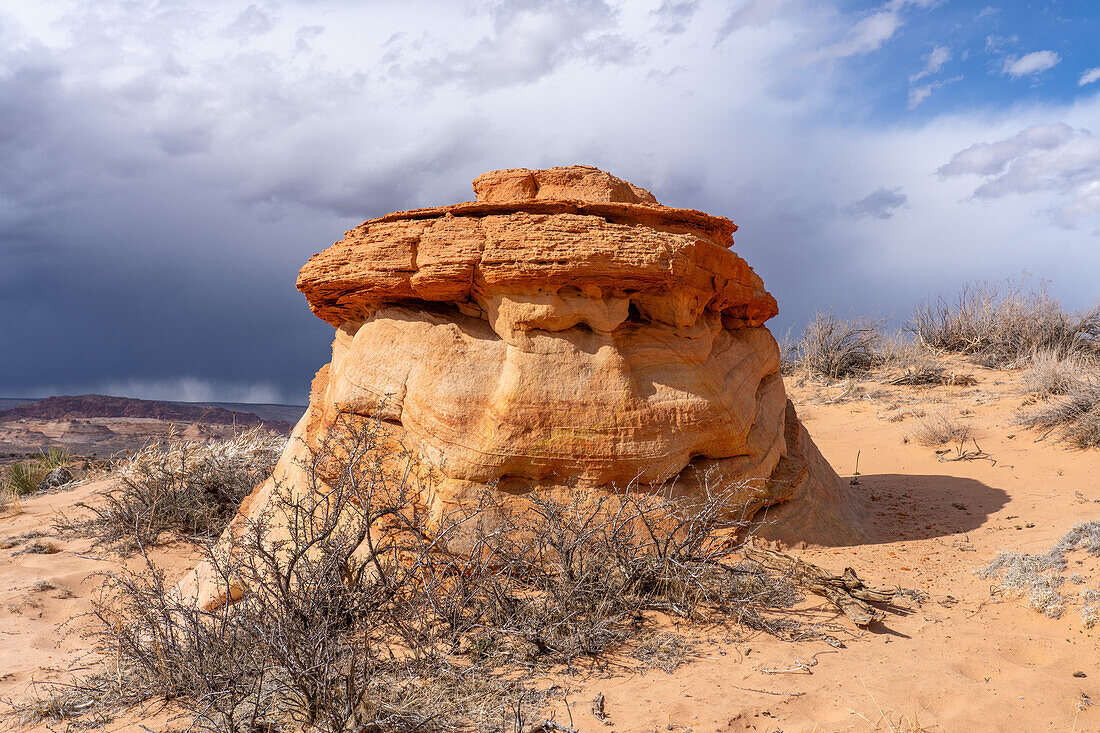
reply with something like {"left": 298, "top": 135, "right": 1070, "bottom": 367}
{"left": 233, "top": 117, "right": 489, "bottom": 219}
{"left": 2, "top": 1, "right": 1097, "bottom": 403}
{"left": 0, "top": 3, "right": 488, "bottom": 402}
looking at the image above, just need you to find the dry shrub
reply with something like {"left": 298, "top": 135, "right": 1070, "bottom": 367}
{"left": 778, "top": 328, "right": 801, "bottom": 376}
{"left": 58, "top": 427, "right": 285, "bottom": 551}
{"left": 978, "top": 520, "right": 1100, "bottom": 620}
{"left": 876, "top": 331, "right": 926, "bottom": 371}
{"left": 911, "top": 279, "right": 1100, "bottom": 367}
{"left": 1020, "top": 380, "right": 1100, "bottom": 449}
{"left": 1082, "top": 590, "right": 1100, "bottom": 629}
{"left": 791, "top": 312, "right": 884, "bottom": 379}
{"left": 911, "top": 411, "right": 971, "bottom": 447}
{"left": 18, "top": 416, "right": 806, "bottom": 732}
{"left": 885, "top": 359, "right": 947, "bottom": 386}
{"left": 1020, "top": 350, "right": 1087, "bottom": 398}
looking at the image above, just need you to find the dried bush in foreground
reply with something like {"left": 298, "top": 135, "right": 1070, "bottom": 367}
{"left": 978, "top": 520, "right": 1100, "bottom": 620}
{"left": 18, "top": 416, "right": 809, "bottom": 732}
{"left": 1020, "top": 380, "right": 1100, "bottom": 449}
{"left": 911, "top": 280, "right": 1100, "bottom": 367}
{"left": 58, "top": 427, "right": 285, "bottom": 551}
{"left": 790, "top": 312, "right": 885, "bottom": 380}
{"left": 1021, "top": 351, "right": 1088, "bottom": 398}
{"left": 911, "top": 411, "right": 971, "bottom": 447}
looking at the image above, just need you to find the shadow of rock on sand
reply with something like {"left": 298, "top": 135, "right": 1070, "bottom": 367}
{"left": 854, "top": 473, "right": 1009, "bottom": 545}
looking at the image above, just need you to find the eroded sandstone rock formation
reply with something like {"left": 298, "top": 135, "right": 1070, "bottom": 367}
{"left": 181, "top": 165, "right": 865, "bottom": 608}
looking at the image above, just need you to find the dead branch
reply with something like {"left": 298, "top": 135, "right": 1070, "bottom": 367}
{"left": 746, "top": 549, "right": 894, "bottom": 626}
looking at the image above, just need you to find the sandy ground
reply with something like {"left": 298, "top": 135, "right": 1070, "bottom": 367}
{"left": 2, "top": 360, "right": 1098, "bottom": 732}
{"left": 0, "top": 481, "right": 199, "bottom": 732}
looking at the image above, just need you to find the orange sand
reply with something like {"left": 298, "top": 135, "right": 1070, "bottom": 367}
{"left": 2, "top": 360, "right": 1098, "bottom": 731}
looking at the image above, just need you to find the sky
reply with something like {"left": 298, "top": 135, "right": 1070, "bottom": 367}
{"left": 1, "top": 0, "right": 1098, "bottom": 405}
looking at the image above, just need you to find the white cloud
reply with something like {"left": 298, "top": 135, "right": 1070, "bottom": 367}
{"left": 815, "top": 10, "right": 902, "bottom": 59}
{"left": 1002, "top": 50, "right": 1060, "bottom": 78}
{"left": 222, "top": 4, "right": 276, "bottom": 39}
{"left": 908, "top": 85, "right": 934, "bottom": 109}
{"left": 390, "top": 0, "right": 639, "bottom": 92}
{"left": 1080, "top": 67, "right": 1100, "bottom": 86}
{"left": 910, "top": 44, "right": 950, "bottom": 82}
{"left": 884, "top": 0, "right": 944, "bottom": 9}
{"left": 652, "top": 0, "right": 698, "bottom": 35}
{"left": 939, "top": 123, "right": 1100, "bottom": 229}
{"left": 716, "top": 0, "right": 797, "bottom": 37}
{"left": 908, "top": 74, "right": 962, "bottom": 109}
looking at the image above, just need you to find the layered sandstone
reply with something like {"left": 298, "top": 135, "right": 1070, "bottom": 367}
{"left": 180, "top": 165, "right": 865, "bottom": 609}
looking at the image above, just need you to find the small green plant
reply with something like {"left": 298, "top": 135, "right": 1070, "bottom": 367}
{"left": 36, "top": 446, "right": 72, "bottom": 471}
{"left": 2, "top": 462, "right": 48, "bottom": 496}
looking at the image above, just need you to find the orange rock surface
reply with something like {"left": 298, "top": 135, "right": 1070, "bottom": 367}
{"left": 180, "top": 165, "right": 864, "bottom": 609}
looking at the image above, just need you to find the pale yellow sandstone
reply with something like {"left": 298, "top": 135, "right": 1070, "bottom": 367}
{"left": 178, "top": 166, "right": 865, "bottom": 610}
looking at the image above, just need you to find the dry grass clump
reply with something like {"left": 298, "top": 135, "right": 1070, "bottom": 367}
{"left": 911, "top": 411, "right": 971, "bottom": 447}
{"left": 978, "top": 520, "right": 1100, "bottom": 621}
{"left": 875, "top": 331, "right": 927, "bottom": 371}
{"left": 58, "top": 427, "right": 284, "bottom": 552}
{"left": 785, "top": 312, "right": 885, "bottom": 379}
{"left": 1081, "top": 590, "right": 1100, "bottom": 629}
{"left": 1020, "top": 380, "right": 1100, "bottom": 449}
{"left": 911, "top": 279, "right": 1100, "bottom": 367}
{"left": 1020, "top": 350, "right": 1088, "bottom": 397}
{"left": 17, "top": 417, "right": 807, "bottom": 732}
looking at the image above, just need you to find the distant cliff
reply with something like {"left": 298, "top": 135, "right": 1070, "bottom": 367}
{"left": 0, "top": 395, "right": 293, "bottom": 432}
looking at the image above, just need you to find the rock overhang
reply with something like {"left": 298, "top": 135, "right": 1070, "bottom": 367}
{"left": 296, "top": 166, "right": 777, "bottom": 331}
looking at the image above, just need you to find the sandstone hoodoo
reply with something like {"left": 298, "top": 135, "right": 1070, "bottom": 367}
{"left": 183, "top": 165, "right": 865, "bottom": 607}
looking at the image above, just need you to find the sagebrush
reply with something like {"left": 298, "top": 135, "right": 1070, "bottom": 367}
{"left": 911, "top": 279, "right": 1100, "bottom": 367}
{"left": 786, "top": 312, "right": 885, "bottom": 379}
{"left": 911, "top": 411, "right": 971, "bottom": 447}
{"left": 58, "top": 427, "right": 285, "bottom": 551}
{"left": 1020, "top": 380, "right": 1100, "bottom": 449}
{"left": 20, "top": 416, "right": 813, "bottom": 732}
{"left": 978, "top": 520, "right": 1100, "bottom": 620}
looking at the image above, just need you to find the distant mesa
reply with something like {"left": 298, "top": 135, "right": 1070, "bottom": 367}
{"left": 0, "top": 394, "right": 293, "bottom": 433}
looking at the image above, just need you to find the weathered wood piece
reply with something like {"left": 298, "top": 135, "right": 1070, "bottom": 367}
{"left": 746, "top": 548, "right": 895, "bottom": 626}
